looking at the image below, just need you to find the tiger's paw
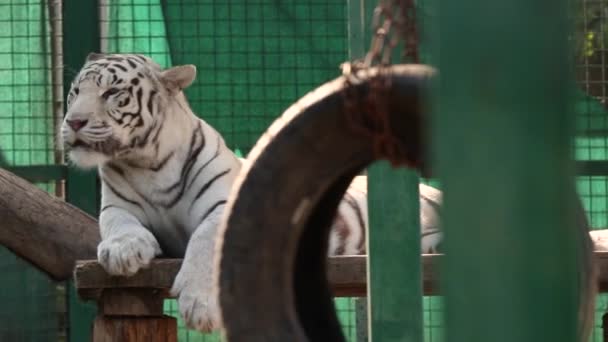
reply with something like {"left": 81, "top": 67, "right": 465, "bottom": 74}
{"left": 97, "top": 231, "right": 161, "bottom": 276}
{"left": 171, "top": 263, "right": 221, "bottom": 332}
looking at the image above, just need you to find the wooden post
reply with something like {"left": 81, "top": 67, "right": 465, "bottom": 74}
{"left": 92, "top": 289, "right": 177, "bottom": 342}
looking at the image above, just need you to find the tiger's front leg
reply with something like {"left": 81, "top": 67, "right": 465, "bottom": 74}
{"left": 171, "top": 214, "right": 223, "bottom": 332}
{"left": 98, "top": 207, "right": 162, "bottom": 276}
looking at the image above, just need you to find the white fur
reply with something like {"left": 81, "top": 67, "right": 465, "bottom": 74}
{"left": 328, "top": 177, "right": 443, "bottom": 256}
{"left": 68, "top": 149, "right": 110, "bottom": 169}
{"left": 97, "top": 207, "right": 161, "bottom": 275}
{"left": 62, "top": 54, "right": 239, "bottom": 330}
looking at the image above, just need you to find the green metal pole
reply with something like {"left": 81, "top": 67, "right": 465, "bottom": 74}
{"left": 63, "top": 1, "right": 101, "bottom": 341}
{"left": 348, "top": 1, "right": 424, "bottom": 341}
{"left": 433, "top": 1, "right": 578, "bottom": 342}
{"left": 368, "top": 164, "right": 422, "bottom": 342}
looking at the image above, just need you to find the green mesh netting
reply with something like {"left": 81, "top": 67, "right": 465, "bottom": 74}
{"left": 0, "top": 1, "right": 63, "bottom": 341}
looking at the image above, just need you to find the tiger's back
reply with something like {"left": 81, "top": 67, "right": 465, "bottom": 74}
{"left": 330, "top": 176, "right": 443, "bottom": 256}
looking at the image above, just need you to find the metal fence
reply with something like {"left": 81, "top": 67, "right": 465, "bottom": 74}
{"left": 0, "top": 1, "right": 64, "bottom": 341}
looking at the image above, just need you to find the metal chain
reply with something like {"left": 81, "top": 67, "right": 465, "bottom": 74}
{"left": 342, "top": 0, "right": 419, "bottom": 166}
{"left": 365, "top": 0, "right": 419, "bottom": 67}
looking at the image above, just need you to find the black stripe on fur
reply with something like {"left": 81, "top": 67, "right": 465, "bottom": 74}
{"left": 196, "top": 200, "right": 227, "bottom": 226}
{"left": 189, "top": 169, "right": 231, "bottom": 212}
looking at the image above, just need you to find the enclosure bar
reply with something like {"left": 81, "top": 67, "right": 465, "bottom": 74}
{"left": 346, "top": 2, "right": 372, "bottom": 340}
{"left": 434, "top": 1, "right": 578, "bottom": 342}
{"left": 348, "top": 0, "right": 423, "bottom": 342}
{"left": 4, "top": 165, "right": 67, "bottom": 183}
{"left": 62, "top": 0, "right": 100, "bottom": 223}
{"left": 63, "top": 1, "right": 102, "bottom": 341}
{"left": 346, "top": 1, "right": 424, "bottom": 341}
{"left": 347, "top": 0, "right": 365, "bottom": 59}
{"left": 576, "top": 160, "right": 608, "bottom": 176}
{"left": 367, "top": 164, "right": 422, "bottom": 342}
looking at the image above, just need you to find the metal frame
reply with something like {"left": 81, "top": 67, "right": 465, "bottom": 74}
{"left": 62, "top": 1, "right": 101, "bottom": 341}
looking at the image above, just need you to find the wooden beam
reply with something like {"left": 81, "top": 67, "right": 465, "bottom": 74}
{"left": 74, "top": 252, "right": 608, "bottom": 300}
{"left": 0, "top": 167, "right": 100, "bottom": 280}
{"left": 75, "top": 257, "right": 383, "bottom": 299}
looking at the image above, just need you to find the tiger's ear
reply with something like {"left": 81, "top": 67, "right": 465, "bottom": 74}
{"left": 160, "top": 65, "right": 196, "bottom": 93}
{"left": 86, "top": 52, "right": 106, "bottom": 62}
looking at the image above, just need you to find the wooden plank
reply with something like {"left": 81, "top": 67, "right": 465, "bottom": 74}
{"left": 75, "top": 256, "right": 386, "bottom": 298}
{"left": 76, "top": 253, "right": 608, "bottom": 299}
{"left": 0, "top": 167, "right": 100, "bottom": 280}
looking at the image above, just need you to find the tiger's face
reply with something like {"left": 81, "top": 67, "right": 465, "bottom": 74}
{"left": 61, "top": 53, "right": 196, "bottom": 169}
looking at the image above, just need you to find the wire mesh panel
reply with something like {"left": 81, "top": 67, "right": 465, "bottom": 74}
{"left": 164, "top": 297, "right": 359, "bottom": 342}
{"left": 0, "top": 0, "right": 61, "bottom": 168}
{"left": 100, "top": 0, "right": 348, "bottom": 153}
{"left": 100, "top": 1, "right": 357, "bottom": 340}
{"left": 576, "top": 0, "right": 608, "bottom": 224}
{"left": 0, "top": 0, "right": 66, "bottom": 341}
{"left": 576, "top": 2, "right": 608, "bottom": 341}
{"left": 0, "top": 244, "right": 66, "bottom": 342}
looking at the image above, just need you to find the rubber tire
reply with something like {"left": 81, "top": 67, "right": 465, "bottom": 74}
{"left": 216, "top": 65, "right": 434, "bottom": 341}
{"left": 215, "top": 64, "right": 595, "bottom": 341}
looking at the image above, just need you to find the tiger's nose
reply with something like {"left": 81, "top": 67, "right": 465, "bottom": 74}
{"left": 66, "top": 119, "right": 88, "bottom": 132}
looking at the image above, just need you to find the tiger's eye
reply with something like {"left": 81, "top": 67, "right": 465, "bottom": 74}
{"left": 102, "top": 88, "right": 121, "bottom": 99}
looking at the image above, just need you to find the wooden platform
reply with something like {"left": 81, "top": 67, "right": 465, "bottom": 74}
{"left": 74, "top": 252, "right": 608, "bottom": 300}
{"left": 74, "top": 252, "right": 608, "bottom": 341}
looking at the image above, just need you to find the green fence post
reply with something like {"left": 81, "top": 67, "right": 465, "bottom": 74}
{"left": 63, "top": 1, "right": 101, "bottom": 341}
{"left": 434, "top": 1, "right": 578, "bottom": 341}
{"left": 348, "top": 1, "right": 424, "bottom": 341}
{"left": 367, "top": 164, "right": 422, "bottom": 342}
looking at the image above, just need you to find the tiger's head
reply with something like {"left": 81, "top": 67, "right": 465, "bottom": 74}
{"left": 61, "top": 52, "right": 196, "bottom": 169}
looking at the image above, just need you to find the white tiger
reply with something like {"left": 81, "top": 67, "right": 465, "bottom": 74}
{"left": 60, "top": 52, "right": 444, "bottom": 331}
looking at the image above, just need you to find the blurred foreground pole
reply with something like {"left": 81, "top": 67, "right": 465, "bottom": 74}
{"left": 347, "top": 1, "right": 423, "bottom": 341}
{"left": 433, "top": 1, "right": 579, "bottom": 342}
